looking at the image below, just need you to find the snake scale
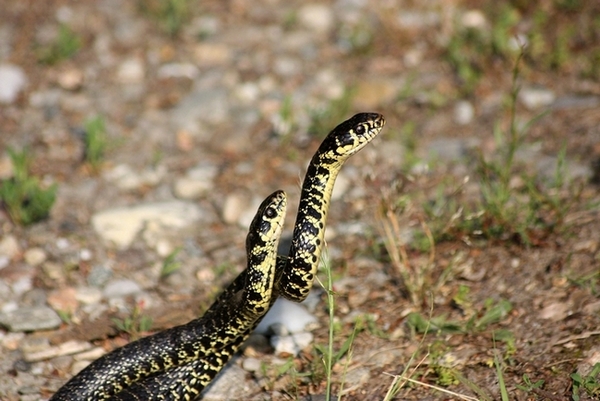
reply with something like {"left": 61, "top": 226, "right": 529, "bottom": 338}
{"left": 49, "top": 112, "right": 385, "bottom": 400}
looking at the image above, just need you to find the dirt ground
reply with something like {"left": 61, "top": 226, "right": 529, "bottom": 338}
{"left": 1, "top": 1, "right": 600, "bottom": 400}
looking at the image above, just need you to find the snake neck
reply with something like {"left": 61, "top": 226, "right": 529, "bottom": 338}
{"left": 278, "top": 153, "right": 345, "bottom": 302}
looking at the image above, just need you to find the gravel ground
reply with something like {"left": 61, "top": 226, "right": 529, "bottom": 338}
{"left": 1, "top": 1, "right": 600, "bottom": 400}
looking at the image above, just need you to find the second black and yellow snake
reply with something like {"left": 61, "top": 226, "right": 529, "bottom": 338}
{"left": 49, "top": 112, "right": 385, "bottom": 400}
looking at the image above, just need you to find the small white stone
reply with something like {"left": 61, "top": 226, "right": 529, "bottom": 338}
{"left": 271, "top": 332, "right": 314, "bottom": 356}
{"left": 155, "top": 239, "right": 173, "bottom": 257}
{"left": 117, "top": 58, "right": 145, "bottom": 84}
{"left": 462, "top": 10, "right": 487, "bottom": 29}
{"left": 79, "top": 248, "right": 92, "bottom": 261}
{"left": 298, "top": 4, "right": 334, "bottom": 34}
{"left": 234, "top": 82, "right": 260, "bottom": 103}
{"left": 56, "top": 238, "right": 70, "bottom": 250}
{"left": 256, "top": 298, "right": 318, "bottom": 334}
{"left": 0, "top": 64, "right": 27, "bottom": 104}
{"left": 24, "top": 248, "right": 47, "bottom": 266}
{"left": 241, "top": 357, "right": 262, "bottom": 372}
{"left": 0, "top": 235, "right": 20, "bottom": 259}
{"left": 519, "top": 87, "right": 555, "bottom": 110}
{"left": 454, "top": 100, "right": 474, "bottom": 125}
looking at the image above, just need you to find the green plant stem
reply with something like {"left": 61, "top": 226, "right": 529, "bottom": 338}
{"left": 324, "top": 253, "right": 335, "bottom": 401}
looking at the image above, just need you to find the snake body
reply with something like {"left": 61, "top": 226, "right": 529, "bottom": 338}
{"left": 49, "top": 112, "right": 384, "bottom": 400}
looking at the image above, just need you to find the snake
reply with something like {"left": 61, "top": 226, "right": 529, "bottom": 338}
{"left": 49, "top": 112, "right": 385, "bottom": 400}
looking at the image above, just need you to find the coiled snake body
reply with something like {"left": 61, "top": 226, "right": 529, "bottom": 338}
{"left": 50, "top": 112, "right": 384, "bottom": 400}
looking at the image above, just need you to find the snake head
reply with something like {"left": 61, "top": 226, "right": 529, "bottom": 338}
{"left": 319, "top": 112, "right": 385, "bottom": 162}
{"left": 245, "top": 190, "right": 287, "bottom": 252}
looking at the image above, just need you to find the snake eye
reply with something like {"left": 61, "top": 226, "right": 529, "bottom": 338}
{"left": 265, "top": 207, "right": 276, "bottom": 219}
{"left": 355, "top": 124, "right": 365, "bottom": 136}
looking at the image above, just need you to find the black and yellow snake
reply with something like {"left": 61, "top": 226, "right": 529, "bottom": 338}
{"left": 49, "top": 112, "right": 385, "bottom": 400}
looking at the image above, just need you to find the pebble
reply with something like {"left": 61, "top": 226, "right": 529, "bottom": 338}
{"left": 298, "top": 4, "right": 334, "bottom": 34}
{"left": 23, "top": 248, "right": 47, "bottom": 267}
{"left": 342, "top": 367, "right": 371, "bottom": 392}
{"left": 241, "top": 356, "right": 262, "bottom": 372}
{"left": 117, "top": 57, "right": 145, "bottom": 84}
{"left": 74, "top": 286, "right": 103, "bottom": 305}
{"left": 539, "top": 301, "right": 571, "bottom": 321}
{"left": 461, "top": 9, "right": 487, "bottom": 29}
{"left": 91, "top": 200, "right": 206, "bottom": 249}
{"left": 47, "top": 287, "right": 79, "bottom": 314}
{"left": 157, "top": 63, "right": 199, "bottom": 80}
{"left": 173, "top": 164, "right": 219, "bottom": 199}
{"left": 12, "top": 276, "right": 34, "bottom": 296}
{"left": 102, "top": 279, "right": 142, "bottom": 299}
{"left": 271, "top": 332, "right": 314, "bottom": 356}
{"left": 87, "top": 264, "right": 113, "bottom": 287}
{"left": 519, "top": 87, "right": 556, "bottom": 109}
{"left": 0, "top": 234, "right": 20, "bottom": 260}
{"left": 0, "top": 153, "right": 13, "bottom": 179}
{"left": 171, "top": 88, "right": 230, "bottom": 134}
{"left": 0, "top": 256, "right": 9, "bottom": 270}
{"left": 22, "top": 340, "right": 92, "bottom": 362}
{"left": 0, "top": 306, "right": 62, "bottom": 332}
{"left": 454, "top": 100, "right": 474, "bottom": 125}
{"left": 103, "top": 164, "right": 166, "bottom": 191}
{"left": 255, "top": 298, "right": 318, "bottom": 335}
{"left": 221, "top": 192, "right": 253, "bottom": 225}
{"left": 0, "top": 64, "right": 27, "bottom": 104}
{"left": 57, "top": 68, "right": 84, "bottom": 90}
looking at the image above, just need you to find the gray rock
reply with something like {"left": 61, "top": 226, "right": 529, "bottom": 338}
{"left": 173, "top": 163, "right": 219, "bottom": 199}
{"left": 103, "top": 279, "right": 142, "bottom": 299}
{"left": 202, "top": 361, "right": 260, "bottom": 401}
{"left": 171, "top": 88, "right": 229, "bottom": 134}
{"left": 0, "top": 64, "right": 27, "bottom": 104}
{"left": 91, "top": 201, "right": 206, "bottom": 249}
{"left": 87, "top": 264, "right": 113, "bottom": 287}
{"left": 0, "top": 306, "right": 62, "bottom": 332}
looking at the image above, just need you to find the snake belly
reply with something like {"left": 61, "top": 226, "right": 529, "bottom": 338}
{"left": 49, "top": 112, "right": 385, "bottom": 400}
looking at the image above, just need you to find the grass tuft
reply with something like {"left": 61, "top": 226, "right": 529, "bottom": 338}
{"left": 0, "top": 148, "right": 57, "bottom": 225}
